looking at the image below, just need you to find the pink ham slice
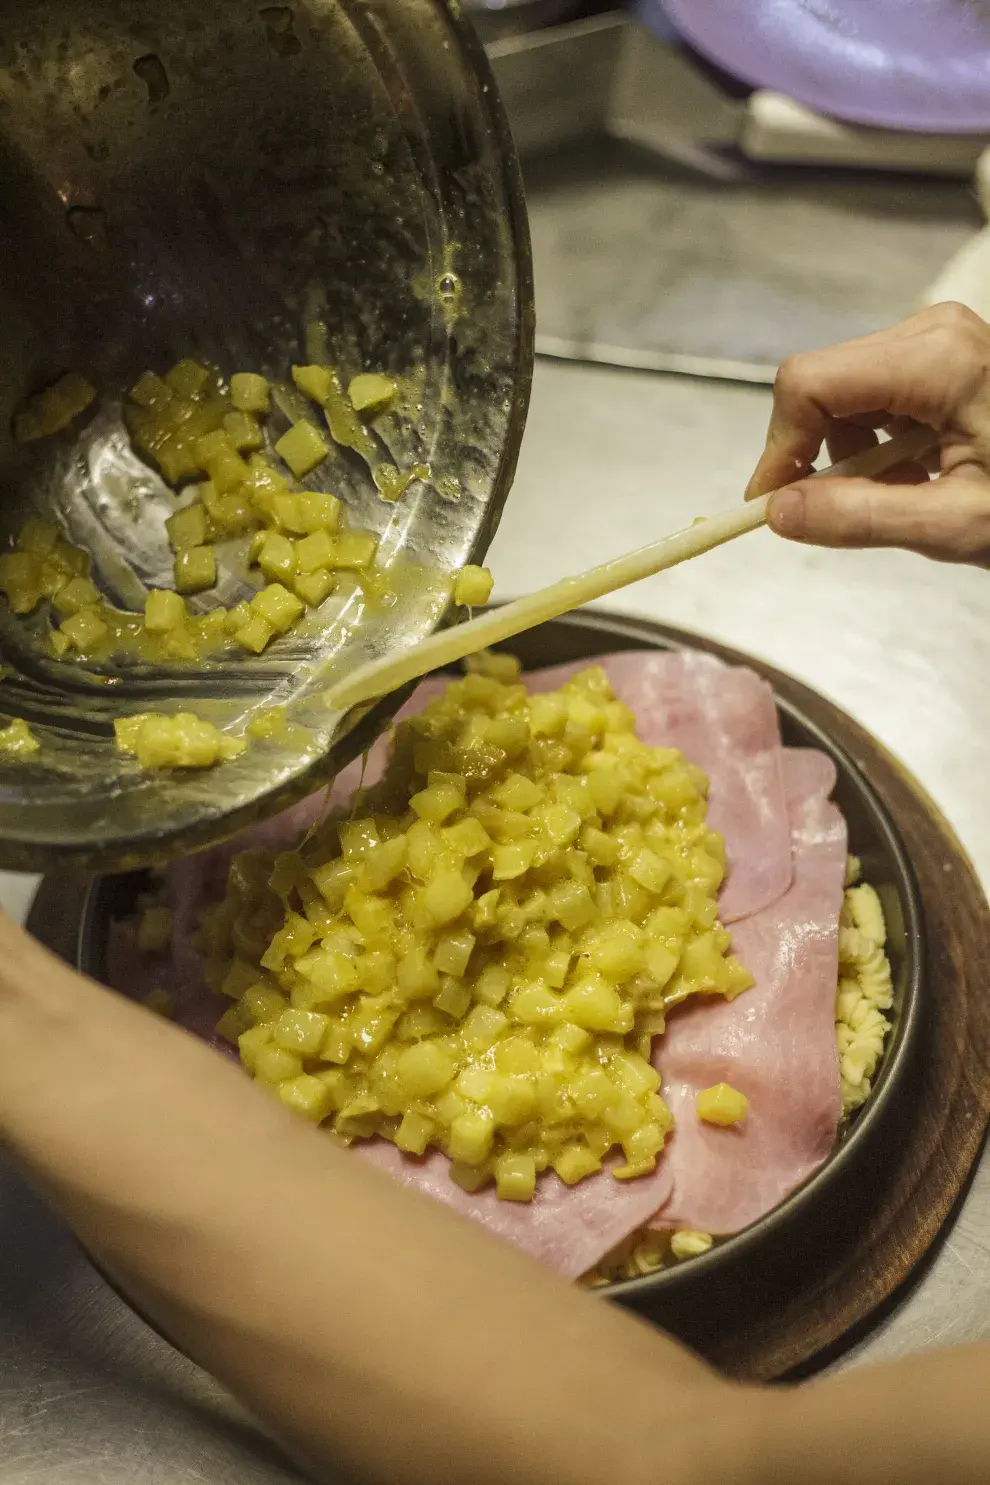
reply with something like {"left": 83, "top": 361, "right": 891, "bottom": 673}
{"left": 105, "top": 654, "right": 836, "bottom": 1277}
{"left": 525, "top": 651, "right": 791, "bottom": 921}
{"left": 649, "top": 748, "right": 846, "bottom": 1235}
{"left": 358, "top": 1141, "right": 674, "bottom": 1281}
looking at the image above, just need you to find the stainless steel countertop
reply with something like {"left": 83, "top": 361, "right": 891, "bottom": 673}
{"left": 3, "top": 358, "right": 990, "bottom": 1479}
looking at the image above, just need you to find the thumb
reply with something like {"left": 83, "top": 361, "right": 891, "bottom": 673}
{"left": 766, "top": 470, "right": 990, "bottom": 564}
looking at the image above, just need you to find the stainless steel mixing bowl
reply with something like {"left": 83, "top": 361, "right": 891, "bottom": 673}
{"left": 0, "top": 0, "right": 534, "bottom": 874}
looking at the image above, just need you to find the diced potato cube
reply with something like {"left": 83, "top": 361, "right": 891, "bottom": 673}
{"left": 129, "top": 371, "right": 174, "bottom": 410}
{"left": 59, "top": 607, "right": 109, "bottom": 653}
{"left": 197, "top": 433, "right": 250, "bottom": 493}
{"left": 670, "top": 1230, "right": 714, "bottom": 1261}
{"left": 359, "top": 835, "right": 408, "bottom": 892}
{"left": 410, "top": 778, "right": 464, "bottom": 825}
{"left": 441, "top": 817, "right": 491, "bottom": 857}
{"left": 291, "top": 364, "right": 334, "bottom": 403}
{"left": 165, "top": 502, "right": 208, "bottom": 552}
{"left": 492, "top": 841, "right": 536, "bottom": 881}
{"left": 294, "top": 568, "right": 335, "bottom": 607}
{"left": 462, "top": 1004, "right": 508, "bottom": 1052}
{"left": 0, "top": 717, "right": 40, "bottom": 756}
{"left": 553, "top": 1143, "right": 602, "bottom": 1186}
{"left": 491, "top": 772, "right": 542, "bottom": 811}
{"left": 165, "top": 359, "right": 210, "bottom": 398}
{"left": 448, "top": 1109, "right": 495, "bottom": 1164}
{"left": 696, "top": 1082, "right": 748, "bottom": 1127}
{"left": 14, "top": 373, "right": 96, "bottom": 442}
{"left": 237, "top": 1024, "right": 274, "bottom": 1070}
{"left": 258, "top": 532, "right": 297, "bottom": 584}
{"left": 136, "top": 905, "right": 173, "bottom": 953}
{"left": 278, "top": 1072, "right": 335, "bottom": 1122}
{"left": 17, "top": 519, "right": 59, "bottom": 556}
{"left": 433, "top": 930, "right": 476, "bottom": 978}
{"left": 275, "top": 420, "right": 330, "bottom": 478}
{"left": 274, "top": 1008, "right": 331, "bottom": 1057}
{"left": 230, "top": 372, "right": 271, "bottom": 413}
{"left": 433, "top": 977, "right": 472, "bottom": 1019}
{"left": 174, "top": 545, "right": 216, "bottom": 594}
{"left": 222, "top": 410, "right": 264, "bottom": 452}
{"left": 395, "top": 1041, "right": 455, "bottom": 1098}
{"left": 254, "top": 1044, "right": 304, "bottom": 1083}
{"left": 395, "top": 1110, "right": 435, "bottom": 1155}
{"left": 251, "top": 583, "right": 304, "bottom": 634}
{"left": 0, "top": 552, "right": 43, "bottom": 614}
{"left": 297, "top": 491, "right": 343, "bottom": 533}
{"left": 453, "top": 565, "right": 494, "bottom": 607}
{"left": 509, "top": 983, "right": 563, "bottom": 1027}
{"left": 294, "top": 527, "right": 335, "bottom": 573}
{"left": 328, "top": 531, "right": 377, "bottom": 570}
{"left": 628, "top": 848, "right": 671, "bottom": 895}
{"left": 419, "top": 870, "right": 473, "bottom": 927}
{"left": 474, "top": 964, "right": 510, "bottom": 1006}
{"left": 144, "top": 589, "right": 187, "bottom": 633}
{"left": 48, "top": 629, "right": 72, "bottom": 659}
{"left": 52, "top": 576, "right": 100, "bottom": 617}
{"left": 494, "top": 1151, "right": 536, "bottom": 1202}
{"left": 348, "top": 372, "right": 396, "bottom": 416}
{"left": 562, "top": 977, "right": 632, "bottom": 1034}
{"left": 548, "top": 879, "right": 595, "bottom": 931}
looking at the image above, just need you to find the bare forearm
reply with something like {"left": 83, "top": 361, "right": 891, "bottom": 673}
{"left": 0, "top": 918, "right": 741, "bottom": 1485}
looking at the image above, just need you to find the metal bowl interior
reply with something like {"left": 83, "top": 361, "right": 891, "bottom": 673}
{"left": 0, "top": 0, "right": 533, "bottom": 876}
{"left": 78, "top": 611, "right": 924, "bottom": 1347}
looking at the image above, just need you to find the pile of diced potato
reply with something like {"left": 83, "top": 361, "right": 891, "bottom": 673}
{"left": 195, "top": 661, "right": 753, "bottom": 1202}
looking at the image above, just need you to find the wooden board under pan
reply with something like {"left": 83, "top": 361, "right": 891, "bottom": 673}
{"left": 29, "top": 610, "right": 990, "bottom": 1382}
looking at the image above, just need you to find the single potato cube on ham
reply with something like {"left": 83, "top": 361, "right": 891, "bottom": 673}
{"left": 348, "top": 372, "right": 396, "bottom": 417}
{"left": 144, "top": 589, "right": 187, "bottom": 633}
{"left": 453, "top": 564, "right": 494, "bottom": 607}
{"left": 696, "top": 1082, "right": 748, "bottom": 1127}
{"left": 395, "top": 1111, "right": 435, "bottom": 1155}
{"left": 275, "top": 420, "right": 330, "bottom": 478}
{"left": 553, "top": 1143, "right": 601, "bottom": 1186}
{"left": 174, "top": 545, "right": 216, "bottom": 594}
{"left": 230, "top": 372, "right": 270, "bottom": 413}
{"left": 494, "top": 1151, "right": 536, "bottom": 1202}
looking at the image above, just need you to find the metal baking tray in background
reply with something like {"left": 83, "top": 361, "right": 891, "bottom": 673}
{"left": 487, "top": 12, "right": 984, "bottom": 380}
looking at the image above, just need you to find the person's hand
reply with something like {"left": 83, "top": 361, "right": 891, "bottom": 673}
{"left": 745, "top": 302, "right": 990, "bottom": 565}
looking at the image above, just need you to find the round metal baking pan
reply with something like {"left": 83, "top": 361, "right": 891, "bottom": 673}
{"left": 77, "top": 609, "right": 924, "bottom": 1351}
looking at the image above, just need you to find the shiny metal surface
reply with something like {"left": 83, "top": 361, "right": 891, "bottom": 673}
{"left": 490, "top": 17, "right": 981, "bottom": 378}
{"left": 2, "top": 359, "right": 990, "bottom": 1479}
{"left": 0, "top": 0, "right": 533, "bottom": 876}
